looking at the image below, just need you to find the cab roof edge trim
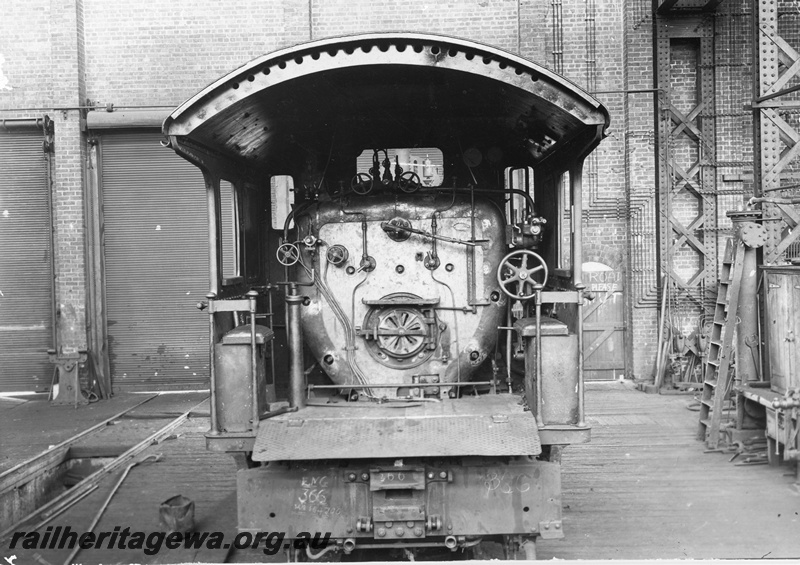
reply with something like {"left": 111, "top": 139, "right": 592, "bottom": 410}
{"left": 163, "top": 32, "right": 610, "bottom": 138}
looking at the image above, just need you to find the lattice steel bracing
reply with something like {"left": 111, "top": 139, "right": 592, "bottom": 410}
{"left": 754, "top": 0, "right": 800, "bottom": 264}
{"left": 656, "top": 16, "right": 718, "bottom": 320}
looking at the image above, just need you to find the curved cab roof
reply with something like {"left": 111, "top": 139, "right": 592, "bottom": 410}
{"left": 163, "top": 33, "right": 610, "bottom": 177}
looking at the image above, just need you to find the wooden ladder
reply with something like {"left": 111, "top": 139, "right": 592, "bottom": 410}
{"left": 698, "top": 238, "right": 744, "bottom": 448}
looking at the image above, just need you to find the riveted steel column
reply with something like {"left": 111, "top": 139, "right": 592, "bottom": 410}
{"left": 655, "top": 15, "right": 718, "bottom": 319}
{"left": 754, "top": 0, "right": 800, "bottom": 264}
{"left": 699, "top": 25, "right": 718, "bottom": 300}
{"left": 755, "top": 0, "right": 781, "bottom": 259}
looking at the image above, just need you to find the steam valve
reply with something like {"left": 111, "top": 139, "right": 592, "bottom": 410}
{"left": 507, "top": 218, "right": 547, "bottom": 248}
{"left": 327, "top": 245, "right": 349, "bottom": 266}
{"left": 351, "top": 173, "right": 374, "bottom": 195}
{"left": 359, "top": 256, "right": 377, "bottom": 273}
{"left": 277, "top": 243, "right": 301, "bottom": 266}
{"left": 424, "top": 252, "right": 440, "bottom": 271}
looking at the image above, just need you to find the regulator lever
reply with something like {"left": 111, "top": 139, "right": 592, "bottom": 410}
{"left": 379, "top": 221, "right": 478, "bottom": 247}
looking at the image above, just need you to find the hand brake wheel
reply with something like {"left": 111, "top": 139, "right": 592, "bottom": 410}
{"left": 496, "top": 250, "right": 548, "bottom": 300}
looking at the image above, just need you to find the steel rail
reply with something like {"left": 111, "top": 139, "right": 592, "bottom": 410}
{"left": 0, "top": 396, "right": 208, "bottom": 540}
{"left": 0, "top": 394, "right": 157, "bottom": 493}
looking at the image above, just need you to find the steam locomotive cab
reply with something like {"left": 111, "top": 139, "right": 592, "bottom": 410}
{"left": 163, "top": 33, "right": 609, "bottom": 559}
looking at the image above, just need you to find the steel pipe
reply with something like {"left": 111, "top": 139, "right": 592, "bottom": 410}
{"left": 207, "top": 292, "right": 219, "bottom": 435}
{"left": 248, "top": 290, "right": 259, "bottom": 427}
{"left": 286, "top": 285, "right": 306, "bottom": 409}
{"left": 0, "top": 117, "right": 47, "bottom": 130}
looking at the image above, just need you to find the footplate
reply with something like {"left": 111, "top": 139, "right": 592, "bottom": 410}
{"left": 238, "top": 458, "right": 563, "bottom": 541}
{"left": 251, "top": 395, "right": 541, "bottom": 461}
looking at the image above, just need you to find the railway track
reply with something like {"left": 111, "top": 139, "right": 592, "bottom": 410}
{"left": 1, "top": 394, "right": 209, "bottom": 544}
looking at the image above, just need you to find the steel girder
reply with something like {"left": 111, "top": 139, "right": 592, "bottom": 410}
{"left": 754, "top": 0, "right": 800, "bottom": 264}
{"left": 656, "top": 16, "right": 718, "bottom": 318}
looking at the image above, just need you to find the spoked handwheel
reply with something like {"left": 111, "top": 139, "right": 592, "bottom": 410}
{"left": 397, "top": 171, "right": 421, "bottom": 193}
{"left": 497, "top": 250, "right": 548, "bottom": 300}
{"left": 276, "top": 242, "right": 301, "bottom": 266}
{"left": 351, "top": 173, "right": 374, "bottom": 195}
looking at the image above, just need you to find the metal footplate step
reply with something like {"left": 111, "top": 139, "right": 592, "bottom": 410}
{"left": 251, "top": 394, "right": 541, "bottom": 461}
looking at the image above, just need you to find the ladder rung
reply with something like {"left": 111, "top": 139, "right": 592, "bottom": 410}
{"left": 701, "top": 399, "right": 714, "bottom": 407}
{"left": 700, "top": 418, "right": 710, "bottom": 428}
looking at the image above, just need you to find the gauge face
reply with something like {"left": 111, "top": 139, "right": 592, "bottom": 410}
{"left": 383, "top": 217, "right": 412, "bottom": 242}
{"left": 462, "top": 147, "right": 483, "bottom": 168}
{"left": 326, "top": 244, "right": 349, "bottom": 266}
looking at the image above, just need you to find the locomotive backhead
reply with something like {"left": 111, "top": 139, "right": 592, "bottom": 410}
{"left": 164, "top": 33, "right": 609, "bottom": 560}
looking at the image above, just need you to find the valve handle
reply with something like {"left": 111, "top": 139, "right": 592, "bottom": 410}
{"left": 397, "top": 171, "right": 422, "bottom": 194}
{"left": 496, "top": 250, "right": 548, "bottom": 300}
{"left": 276, "top": 242, "right": 301, "bottom": 266}
{"left": 351, "top": 173, "right": 374, "bottom": 195}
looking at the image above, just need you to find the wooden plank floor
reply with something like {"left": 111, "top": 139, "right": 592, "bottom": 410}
{"left": 4, "top": 407, "right": 240, "bottom": 565}
{"left": 3, "top": 383, "right": 799, "bottom": 562}
{"left": 0, "top": 393, "right": 208, "bottom": 472}
{"left": 538, "top": 381, "right": 800, "bottom": 560}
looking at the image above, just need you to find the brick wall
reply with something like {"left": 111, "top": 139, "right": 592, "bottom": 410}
{"left": 311, "top": 1, "right": 519, "bottom": 52}
{"left": 81, "top": 0, "right": 312, "bottom": 108}
{"left": 624, "top": 0, "right": 659, "bottom": 378}
{"left": 0, "top": 0, "right": 53, "bottom": 114}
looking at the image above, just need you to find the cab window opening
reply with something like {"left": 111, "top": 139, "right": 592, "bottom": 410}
{"left": 271, "top": 175, "right": 296, "bottom": 231}
{"left": 505, "top": 166, "right": 534, "bottom": 224}
{"left": 558, "top": 171, "right": 572, "bottom": 270}
{"left": 220, "top": 179, "right": 240, "bottom": 282}
{"left": 355, "top": 148, "right": 444, "bottom": 188}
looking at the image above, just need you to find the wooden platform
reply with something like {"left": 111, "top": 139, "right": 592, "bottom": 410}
{"left": 537, "top": 381, "right": 799, "bottom": 560}
{"left": 252, "top": 394, "right": 541, "bottom": 460}
{"left": 0, "top": 393, "right": 208, "bottom": 472}
{"left": 2, "top": 384, "right": 799, "bottom": 562}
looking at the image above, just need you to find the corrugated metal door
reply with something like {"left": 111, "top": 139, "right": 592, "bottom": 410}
{"left": 0, "top": 129, "right": 54, "bottom": 392}
{"left": 100, "top": 133, "right": 209, "bottom": 390}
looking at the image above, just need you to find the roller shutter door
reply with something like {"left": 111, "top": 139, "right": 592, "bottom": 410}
{"left": 100, "top": 133, "right": 209, "bottom": 390}
{"left": 0, "top": 129, "right": 54, "bottom": 392}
